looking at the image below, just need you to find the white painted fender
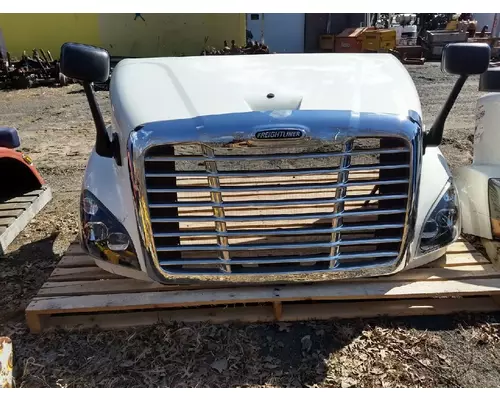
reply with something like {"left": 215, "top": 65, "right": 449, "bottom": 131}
{"left": 454, "top": 91, "right": 500, "bottom": 240}
{"left": 455, "top": 165, "right": 499, "bottom": 239}
{"left": 407, "top": 146, "right": 454, "bottom": 268}
{"left": 82, "top": 141, "right": 150, "bottom": 280}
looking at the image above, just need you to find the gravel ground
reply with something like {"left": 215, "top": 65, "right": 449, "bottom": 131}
{"left": 0, "top": 62, "right": 499, "bottom": 387}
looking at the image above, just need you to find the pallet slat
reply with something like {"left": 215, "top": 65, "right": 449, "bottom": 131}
{"left": 37, "top": 297, "right": 500, "bottom": 331}
{"left": 0, "top": 186, "right": 52, "bottom": 254}
{"left": 27, "top": 277, "right": 500, "bottom": 315}
{"left": 25, "top": 236, "right": 500, "bottom": 333}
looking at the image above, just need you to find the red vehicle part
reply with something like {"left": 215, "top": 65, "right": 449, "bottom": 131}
{"left": 0, "top": 127, "right": 45, "bottom": 201}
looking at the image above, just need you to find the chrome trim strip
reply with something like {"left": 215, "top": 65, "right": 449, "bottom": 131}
{"left": 152, "top": 222, "right": 407, "bottom": 238}
{"left": 146, "top": 179, "right": 410, "bottom": 193}
{"left": 330, "top": 139, "right": 353, "bottom": 268}
{"left": 156, "top": 236, "right": 402, "bottom": 252}
{"left": 150, "top": 207, "right": 407, "bottom": 223}
{"left": 145, "top": 163, "right": 410, "bottom": 178}
{"left": 148, "top": 193, "right": 409, "bottom": 209}
{"left": 145, "top": 147, "right": 409, "bottom": 162}
{"left": 201, "top": 144, "right": 231, "bottom": 272}
{"left": 159, "top": 251, "right": 400, "bottom": 266}
{"left": 127, "top": 109, "right": 422, "bottom": 284}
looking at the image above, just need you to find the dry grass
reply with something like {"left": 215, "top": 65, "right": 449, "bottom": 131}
{"left": 1, "top": 315, "right": 499, "bottom": 388}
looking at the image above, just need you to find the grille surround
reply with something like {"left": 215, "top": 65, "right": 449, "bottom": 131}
{"left": 127, "top": 110, "right": 422, "bottom": 284}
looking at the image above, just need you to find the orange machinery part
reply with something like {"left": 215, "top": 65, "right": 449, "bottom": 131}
{"left": 0, "top": 147, "right": 46, "bottom": 186}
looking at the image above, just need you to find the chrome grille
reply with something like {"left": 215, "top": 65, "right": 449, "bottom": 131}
{"left": 144, "top": 137, "right": 412, "bottom": 274}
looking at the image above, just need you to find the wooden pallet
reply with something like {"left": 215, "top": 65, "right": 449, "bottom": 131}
{"left": 0, "top": 186, "right": 52, "bottom": 254}
{"left": 25, "top": 238, "right": 500, "bottom": 332}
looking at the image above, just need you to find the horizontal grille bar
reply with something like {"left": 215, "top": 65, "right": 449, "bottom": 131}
{"left": 147, "top": 179, "right": 409, "bottom": 193}
{"left": 145, "top": 163, "right": 410, "bottom": 178}
{"left": 151, "top": 207, "right": 406, "bottom": 223}
{"left": 158, "top": 251, "right": 400, "bottom": 266}
{"left": 152, "top": 223, "right": 406, "bottom": 238}
{"left": 145, "top": 147, "right": 410, "bottom": 162}
{"left": 156, "top": 236, "right": 402, "bottom": 252}
{"left": 149, "top": 193, "right": 408, "bottom": 209}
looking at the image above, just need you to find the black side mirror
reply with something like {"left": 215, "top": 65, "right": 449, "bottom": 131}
{"left": 60, "top": 42, "right": 110, "bottom": 83}
{"left": 425, "top": 42, "right": 491, "bottom": 148}
{"left": 60, "top": 42, "right": 117, "bottom": 162}
{"left": 479, "top": 67, "right": 500, "bottom": 92}
{"left": 0, "top": 127, "right": 20, "bottom": 149}
{"left": 441, "top": 42, "right": 491, "bottom": 75}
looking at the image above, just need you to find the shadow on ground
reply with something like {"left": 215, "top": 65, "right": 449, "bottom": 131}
{"left": 3, "top": 310, "right": 499, "bottom": 388}
{"left": 0, "top": 233, "right": 59, "bottom": 324}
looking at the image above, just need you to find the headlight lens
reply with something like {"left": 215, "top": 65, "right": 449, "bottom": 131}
{"left": 419, "top": 180, "right": 460, "bottom": 253}
{"left": 80, "top": 190, "right": 140, "bottom": 269}
{"left": 488, "top": 178, "right": 500, "bottom": 239}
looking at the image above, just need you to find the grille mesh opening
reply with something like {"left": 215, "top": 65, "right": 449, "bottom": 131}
{"left": 144, "top": 137, "right": 411, "bottom": 274}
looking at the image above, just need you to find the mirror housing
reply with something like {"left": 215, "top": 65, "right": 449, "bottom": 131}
{"left": 60, "top": 42, "right": 110, "bottom": 83}
{"left": 425, "top": 42, "right": 491, "bottom": 148}
{"left": 479, "top": 67, "right": 500, "bottom": 92}
{"left": 60, "top": 42, "right": 117, "bottom": 163}
{"left": 0, "top": 127, "right": 20, "bottom": 149}
{"left": 441, "top": 42, "right": 491, "bottom": 76}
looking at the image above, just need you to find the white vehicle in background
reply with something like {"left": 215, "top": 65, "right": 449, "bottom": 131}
{"left": 58, "top": 41, "right": 499, "bottom": 285}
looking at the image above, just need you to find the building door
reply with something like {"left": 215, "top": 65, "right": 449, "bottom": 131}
{"left": 246, "top": 13, "right": 305, "bottom": 53}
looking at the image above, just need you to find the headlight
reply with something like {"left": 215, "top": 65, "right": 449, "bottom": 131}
{"left": 80, "top": 190, "right": 140, "bottom": 269}
{"left": 419, "top": 179, "right": 460, "bottom": 254}
{"left": 488, "top": 178, "right": 500, "bottom": 239}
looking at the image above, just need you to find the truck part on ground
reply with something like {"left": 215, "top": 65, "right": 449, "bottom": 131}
{"left": 0, "top": 127, "right": 46, "bottom": 200}
{"left": 59, "top": 41, "right": 497, "bottom": 284}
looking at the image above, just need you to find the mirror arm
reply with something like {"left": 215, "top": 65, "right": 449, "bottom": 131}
{"left": 424, "top": 74, "right": 468, "bottom": 147}
{"left": 82, "top": 81, "right": 115, "bottom": 160}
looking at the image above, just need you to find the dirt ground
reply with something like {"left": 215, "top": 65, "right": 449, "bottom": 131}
{"left": 0, "top": 62, "right": 499, "bottom": 387}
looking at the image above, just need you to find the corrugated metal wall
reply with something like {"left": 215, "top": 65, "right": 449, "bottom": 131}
{"left": 0, "top": 13, "right": 246, "bottom": 58}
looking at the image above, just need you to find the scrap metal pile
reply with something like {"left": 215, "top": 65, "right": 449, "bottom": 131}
{"left": 0, "top": 49, "right": 72, "bottom": 90}
{"left": 201, "top": 39, "right": 270, "bottom": 55}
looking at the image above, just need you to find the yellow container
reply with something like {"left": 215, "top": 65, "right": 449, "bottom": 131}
{"left": 319, "top": 34, "right": 335, "bottom": 50}
{"left": 362, "top": 29, "right": 396, "bottom": 52}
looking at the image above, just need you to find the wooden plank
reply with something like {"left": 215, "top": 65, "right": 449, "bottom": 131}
{"left": 34, "top": 297, "right": 500, "bottom": 332}
{"left": 38, "top": 305, "right": 278, "bottom": 332}
{"left": 427, "top": 251, "right": 490, "bottom": 267}
{"left": 0, "top": 217, "right": 15, "bottom": 227}
{"left": 25, "top": 312, "right": 42, "bottom": 334}
{"left": 66, "top": 242, "right": 87, "bottom": 256}
{"left": 26, "top": 235, "right": 500, "bottom": 333}
{"left": 0, "top": 186, "right": 52, "bottom": 253}
{"left": 26, "top": 277, "right": 500, "bottom": 315}
{"left": 3, "top": 195, "right": 38, "bottom": 204}
{"left": 0, "top": 209, "right": 23, "bottom": 218}
{"left": 3, "top": 189, "right": 44, "bottom": 203}
{"left": 36, "top": 261, "right": 500, "bottom": 297}
{"left": 447, "top": 240, "right": 477, "bottom": 253}
{"left": 57, "top": 254, "right": 95, "bottom": 268}
{"left": 0, "top": 203, "right": 29, "bottom": 211}
{"left": 280, "top": 297, "right": 500, "bottom": 321}
{"left": 48, "top": 267, "right": 120, "bottom": 282}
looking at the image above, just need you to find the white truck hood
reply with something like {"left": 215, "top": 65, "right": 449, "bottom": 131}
{"left": 110, "top": 53, "right": 423, "bottom": 135}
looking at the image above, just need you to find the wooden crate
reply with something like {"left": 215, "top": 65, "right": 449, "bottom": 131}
{"left": 25, "top": 238, "right": 500, "bottom": 333}
{"left": 0, "top": 186, "right": 52, "bottom": 254}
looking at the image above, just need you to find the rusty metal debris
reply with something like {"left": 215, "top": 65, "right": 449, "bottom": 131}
{"left": 201, "top": 38, "right": 271, "bottom": 55}
{"left": 0, "top": 48, "right": 72, "bottom": 90}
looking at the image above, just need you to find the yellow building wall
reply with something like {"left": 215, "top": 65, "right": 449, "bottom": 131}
{"left": 0, "top": 13, "right": 245, "bottom": 58}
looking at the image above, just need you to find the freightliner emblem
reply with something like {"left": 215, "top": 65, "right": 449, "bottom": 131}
{"left": 255, "top": 129, "right": 304, "bottom": 140}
